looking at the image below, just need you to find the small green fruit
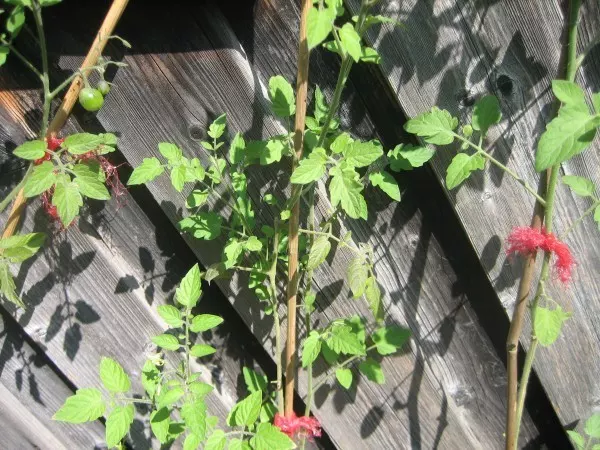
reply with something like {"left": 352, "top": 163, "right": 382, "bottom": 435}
{"left": 97, "top": 80, "right": 111, "bottom": 96}
{"left": 78, "top": 87, "right": 104, "bottom": 112}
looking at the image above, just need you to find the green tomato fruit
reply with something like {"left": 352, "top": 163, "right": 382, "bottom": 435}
{"left": 78, "top": 87, "right": 104, "bottom": 112}
{"left": 97, "top": 80, "right": 110, "bottom": 96}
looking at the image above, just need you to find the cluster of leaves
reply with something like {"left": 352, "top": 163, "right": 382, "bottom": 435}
{"left": 54, "top": 264, "right": 295, "bottom": 449}
{"left": 0, "top": 232, "right": 44, "bottom": 307}
{"left": 562, "top": 174, "right": 600, "bottom": 229}
{"left": 13, "top": 133, "right": 118, "bottom": 226}
{"left": 0, "top": 0, "right": 62, "bottom": 68}
{"left": 301, "top": 316, "right": 410, "bottom": 388}
{"left": 568, "top": 413, "right": 600, "bottom": 450}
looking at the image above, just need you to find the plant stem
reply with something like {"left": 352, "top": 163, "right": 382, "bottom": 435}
{"left": 184, "top": 307, "right": 191, "bottom": 381}
{"left": 452, "top": 133, "right": 547, "bottom": 206}
{"left": 0, "top": 38, "right": 42, "bottom": 80}
{"left": 285, "top": 0, "right": 312, "bottom": 417}
{"left": 31, "top": 0, "right": 51, "bottom": 138}
{"left": 508, "top": 2, "right": 581, "bottom": 447}
{"left": 562, "top": 197, "right": 600, "bottom": 239}
{"left": 269, "top": 221, "right": 284, "bottom": 413}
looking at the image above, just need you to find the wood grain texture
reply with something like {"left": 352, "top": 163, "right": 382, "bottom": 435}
{"left": 35, "top": 0, "right": 548, "bottom": 448}
{"left": 351, "top": 0, "right": 600, "bottom": 432}
{"left": 0, "top": 312, "right": 105, "bottom": 449}
{"left": 0, "top": 73, "right": 267, "bottom": 447}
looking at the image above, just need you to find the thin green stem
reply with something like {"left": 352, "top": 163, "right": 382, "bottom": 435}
{"left": 184, "top": 307, "right": 191, "bottom": 381}
{"left": 298, "top": 228, "right": 362, "bottom": 255}
{"left": 120, "top": 397, "right": 153, "bottom": 405}
{"left": 511, "top": 1, "right": 582, "bottom": 446}
{"left": 0, "top": 38, "right": 42, "bottom": 80}
{"left": 31, "top": 0, "right": 51, "bottom": 138}
{"left": 561, "top": 197, "right": 600, "bottom": 239}
{"left": 452, "top": 133, "right": 547, "bottom": 206}
{"left": 224, "top": 431, "right": 255, "bottom": 439}
{"left": 269, "top": 221, "right": 284, "bottom": 413}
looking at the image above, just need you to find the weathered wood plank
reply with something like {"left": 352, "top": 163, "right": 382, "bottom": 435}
{"left": 354, "top": 0, "right": 600, "bottom": 430}
{"left": 37, "top": 1, "right": 548, "bottom": 448}
{"left": 0, "top": 77, "right": 268, "bottom": 447}
{"left": 0, "top": 311, "right": 105, "bottom": 449}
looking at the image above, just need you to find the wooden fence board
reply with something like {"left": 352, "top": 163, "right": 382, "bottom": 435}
{"left": 352, "top": 0, "right": 600, "bottom": 430}
{"left": 36, "top": 1, "right": 547, "bottom": 448}
{"left": 0, "top": 312, "right": 105, "bottom": 449}
{"left": 0, "top": 79, "right": 267, "bottom": 447}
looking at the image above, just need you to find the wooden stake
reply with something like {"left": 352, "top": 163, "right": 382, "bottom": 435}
{"left": 284, "top": 0, "right": 311, "bottom": 417}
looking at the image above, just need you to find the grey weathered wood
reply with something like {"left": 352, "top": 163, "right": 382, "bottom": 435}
{"left": 0, "top": 312, "right": 105, "bottom": 449}
{"left": 354, "top": 0, "right": 600, "bottom": 432}
{"left": 40, "top": 1, "right": 545, "bottom": 448}
{"left": 0, "top": 75, "right": 266, "bottom": 447}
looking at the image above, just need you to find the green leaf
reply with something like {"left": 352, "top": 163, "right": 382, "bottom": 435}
{"left": 181, "top": 400, "right": 207, "bottom": 439}
{"left": 534, "top": 306, "right": 571, "bottom": 346}
{"left": 359, "top": 358, "right": 384, "bottom": 384}
{"left": 262, "top": 138, "right": 285, "bottom": 165}
{"left": 141, "top": 360, "right": 160, "bottom": 399}
{"left": 347, "top": 255, "right": 369, "bottom": 298}
{"left": 189, "top": 381, "right": 214, "bottom": 397}
{"left": 244, "top": 236, "right": 263, "bottom": 252}
{"left": 362, "top": 14, "right": 404, "bottom": 29}
{"left": 339, "top": 23, "right": 362, "bottom": 62}
{"left": 170, "top": 164, "right": 186, "bottom": 192}
{"left": 371, "top": 325, "right": 410, "bottom": 355}
{"left": 208, "top": 114, "right": 227, "bottom": 140}
{"left": 330, "top": 132, "right": 352, "bottom": 154}
{"left": 105, "top": 405, "right": 134, "bottom": 448}
{"left": 471, "top": 95, "right": 502, "bottom": 135}
{"left": 562, "top": 175, "right": 595, "bottom": 197}
{"left": 360, "top": 47, "right": 381, "bottom": 64}
{"left": 593, "top": 93, "right": 600, "bottom": 114}
{"left": 326, "top": 325, "right": 365, "bottom": 356}
{"left": 227, "top": 390, "right": 262, "bottom": 427}
{"left": 53, "top": 179, "right": 83, "bottom": 226}
{"left": 53, "top": 388, "right": 105, "bottom": 423}
{"left": 230, "top": 132, "right": 245, "bottom": 164}
{"left": 73, "top": 166, "right": 110, "bottom": 200}
{"left": 314, "top": 86, "right": 328, "bottom": 124}
{"left": 152, "top": 333, "right": 180, "bottom": 351}
{"left": 335, "top": 368, "right": 353, "bottom": 389}
{"left": 190, "top": 314, "right": 223, "bottom": 333}
{"left": 307, "top": 6, "right": 335, "bottom": 49}
{"left": 306, "top": 234, "right": 331, "bottom": 271}
{"left": 150, "top": 407, "right": 171, "bottom": 444}
{"left": 388, "top": 144, "right": 435, "bottom": 172}
{"left": 243, "top": 367, "right": 268, "bottom": 394}
{"left": 535, "top": 105, "right": 600, "bottom": 171}
{"left": 250, "top": 423, "right": 296, "bottom": 450}
{"left": 0, "top": 263, "right": 23, "bottom": 308}
{"left": 176, "top": 264, "right": 202, "bottom": 308}
{"left": 183, "top": 433, "right": 203, "bottom": 450}
{"left": 157, "top": 305, "right": 183, "bottom": 327}
{"left": 23, "top": 161, "right": 57, "bottom": 197}
{"left": 344, "top": 141, "right": 383, "bottom": 167}
{"left": 190, "top": 344, "right": 216, "bottom": 358}
{"left": 13, "top": 140, "right": 46, "bottom": 160}
{"left": 0, "top": 232, "right": 45, "bottom": 263}
{"left": 186, "top": 189, "right": 209, "bottom": 209}
{"left": 268, "top": 75, "right": 296, "bottom": 117}
{"left": 585, "top": 413, "right": 600, "bottom": 438}
{"left": 369, "top": 171, "right": 400, "bottom": 201}
{"left": 204, "top": 429, "right": 227, "bottom": 450}
{"left": 404, "top": 107, "right": 458, "bottom": 145}
{"left": 128, "top": 157, "right": 164, "bottom": 185}
{"left": 158, "top": 142, "right": 183, "bottom": 162}
{"left": 0, "top": 46, "right": 9, "bottom": 67}
{"left": 223, "top": 239, "right": 244, "bottom": 269}
{"left": 290, "top": 147, "right": 327, "bottom": 184}
{"left": 179, "top": 212, "right": 222, "bottom": 240}
{"left": 445, "top": 153, "right": 485, "bottom": 189}
{"left": 321, "top": 342, "right": 339, "bottom": 365}
{"left": 301, "top": 331, "right": 322, "bottom": 368}
{"left": 62, "top": 133, "right": 103, "bottom": 155}
{"left": 99, "top": 357, "right": 131, "bottom": 393}
{"left": 566, "top": 430, "right": 585, "bottom": 450}
{"left": 157, "top": 386, "right": 185, "bottom": 409}
{"left": 364, "top": 276, "right": 384, "bottom": 322}
{"left": 7, "top": 6, "right": 25, "bottom": 36}
{"left": 330, "top": 166, "right": 367, "bottom": 220}
{"left": 552, "top": 80, "right": 587, "bottom": 111}
{"left": 229, "top": 438, "right": 252, "bottom": 450}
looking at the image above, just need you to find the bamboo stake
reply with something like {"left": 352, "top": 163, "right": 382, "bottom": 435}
{"left": 1, "top": 0, "right": 130, "bottom": 239}
{"left": 285, "top": 0, "right": 311, "bottom": 417}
